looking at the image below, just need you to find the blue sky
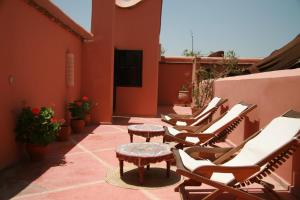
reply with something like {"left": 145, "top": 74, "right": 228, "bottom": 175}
{"left": 52, "top": 0, "right": 300, "bottom": 57}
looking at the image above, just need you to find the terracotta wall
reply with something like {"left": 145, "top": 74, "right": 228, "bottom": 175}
{"left": 0, "top": 0, "right": 82, "bottom": 169}
{"left": 158, "top": 60, "right": 193, "bottom": 105}
{"left": 214, "top": 68, "right": 300, "bottom": 192}
{"left": 82, "top": 0, "right": 115, "bottom": 123}
{"left": 113, "top": 0, "right": 162, "bottom": 116}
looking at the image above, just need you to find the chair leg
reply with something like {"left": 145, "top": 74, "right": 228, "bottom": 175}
{"left": 178, "top": 184, "right": 189, "bottom": 200}
{"left": 202, "top": 189, "right": 223, "bottom": 200}
{"left": 174, "top": 179, "right": 202, "bottom": 192}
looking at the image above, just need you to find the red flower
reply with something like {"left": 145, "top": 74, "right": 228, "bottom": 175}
{"left": 50, "top": 117, "right": 57, "bottom": 123}
{"left": 82, "top": 96, "right": 89, "bottom": 101}
{"left": 76, "top": 101, "right": 82, "bottom": 106}
{"left": 31, "top": 108, "right": 40, "bottom": 115}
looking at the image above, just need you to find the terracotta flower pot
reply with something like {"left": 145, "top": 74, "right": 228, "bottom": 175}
{"left": 84, "top": 113, "right": 91, "bottom": 126}
{"left": 57, "top": 125, "right": 71, "bottom": 141}
{"left": 26, "top": 143, "right": 48, "bottom": 161}
{"left": 178, "top": 90, "right": 190, "bottom": 104}
{"left": 71, "top": 119, "right": 85, "bottom": 134}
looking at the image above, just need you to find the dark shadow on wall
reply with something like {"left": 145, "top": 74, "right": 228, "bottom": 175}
{"left": 243, "top": 117, "right": 260, "bottom": 140}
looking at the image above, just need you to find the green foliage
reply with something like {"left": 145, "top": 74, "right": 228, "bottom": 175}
{"left": 222, "top": 50, "right": 245, "bottom": 76}
{"left": 68, "top": 96, "right": 91, "bottom": 120}
{"left": 182, "top": 49, "right": 200, "bottom": 57}
{"left": 180, "top": 84, "right": 189, "bottom": 91}
{"left": 15, "top": 107, "right": 61, "bottom": 145}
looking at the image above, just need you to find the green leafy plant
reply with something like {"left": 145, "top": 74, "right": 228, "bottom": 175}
{"left": 15, "top": 107, "right": 61, "bottom": 145}
{"left": 182, "top": 49, "right": 200, "bottom": 57}
{"left": 68, "top": 96, "right": 91, "bottom": 120}
{"left": 180, "top": 84, "right": 189, "bottom": 91}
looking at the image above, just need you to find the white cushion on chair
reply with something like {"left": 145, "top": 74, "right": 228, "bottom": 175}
{"left": 203, "top": 104, "right": 248, "bottom": 134}
{"left": 211, "top": 116, "right": 300, "bottom": 183}
{"left": 175, "top": 97, "right": 221, "bottom": 126}
{"left": 179, "top": 116, "right": 300, "bottom": 184}
{"left": 164, "top": 115, "right": 171, "bottom": 121}
{"left": 176, "top": 121, "right": 187, "bottom": 126}
{"left": 166, "top": 127, "right": 181, "bottom": 136}
{"left": 179, "top": 149, "right": 214, "bottom": 171}
{"left": 193, "top": 97, "right": 221, "bottom": 120}
{"left": 185, "top": 137, "right": 200, "bottom": 144}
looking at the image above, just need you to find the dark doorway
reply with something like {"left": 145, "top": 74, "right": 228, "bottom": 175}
{"left": 113, "top": 49, "right": 143, "bottom": 112}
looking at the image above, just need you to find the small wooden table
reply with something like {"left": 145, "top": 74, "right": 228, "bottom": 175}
{"left": 116, "top": 142, "right": 173, "bottom": 184}
{"left": 128, "top": 124, "right": 165, "bottom": 143}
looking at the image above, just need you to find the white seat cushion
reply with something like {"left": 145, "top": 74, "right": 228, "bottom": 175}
{"left": 203, "top": 104, "right": 248, "bottom": 134}
{"left": 193, "top": 97, "right": 221, "bottom": 120}
{"left": 166, "top": 127, "right": 181, "bottom": 136}
{"left": 174, "top": 97, "right": 222, "bottom": 127}
{"left": 185, "top": 137, "right": 200, "bottom": 144}
{"left": 179, "top": 149, "right": 214, "bottom": 171}
{"left": 164, "top": 115, "right": 171, "bottom": 121}
{"left": 176, "top": 121, "right": 187, "bottom": 126}
{"left": 179, "top": 116, "right": 300, "bottom": 184}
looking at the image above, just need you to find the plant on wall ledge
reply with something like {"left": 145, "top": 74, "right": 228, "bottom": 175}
{"left": 192, "top": 50, "right": 241, "bottom": 108}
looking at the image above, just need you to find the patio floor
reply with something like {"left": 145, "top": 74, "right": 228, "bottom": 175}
{"left": 0, "top": 106, "right": 298, "bottom": 200}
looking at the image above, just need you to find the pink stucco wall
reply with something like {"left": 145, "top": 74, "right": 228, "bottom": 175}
{"left": 0, "top": 0, "right": 83, "bottom": 169}
{"left": 82, "top": 0, "right": 115, "bottom": 123}
{"left": 214, "top": 68, "right": 300, "bottom": 192}
{"left": 114, "top": 0, "right": 162, "bottom": 116}
{"left": 158, "top": 60, "right": 193, "bottom": 105}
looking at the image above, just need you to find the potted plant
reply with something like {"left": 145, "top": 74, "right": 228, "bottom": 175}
{"left": 81, "top": 96, "right": 92, "bottom": 125}
{"left": 178, "top": 84, "right": 190, "bottom": 105}
{"left": 56, "top": 119, "right": 71, "bottom": 141}
{"left": 15, "top": 107, "right": 61, "bottom": 161}
{"left": 68, "top": 100, "right": 86, "bottom": 133}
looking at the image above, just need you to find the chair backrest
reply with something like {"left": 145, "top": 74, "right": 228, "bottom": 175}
{"left": 210, "top": 110, "right": 300, "bottom": 184}
{"left": 190, "top": 97, "right": 227, "bottom": 126}
{"left": 193, "top": 97, "right": 222, "bottom": 120}
{"left": 202, "top": 103, "right": 249, "bottom": 134}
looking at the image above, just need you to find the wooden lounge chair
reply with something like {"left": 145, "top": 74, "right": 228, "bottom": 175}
{"left": 173, "top": 110, "right": 300, "bottom": 200}
{"left": 164, "top": 102, "right": 256, "bottom": 147}
{"left": 161, "top": 97, "right": 228, "bottom": 127}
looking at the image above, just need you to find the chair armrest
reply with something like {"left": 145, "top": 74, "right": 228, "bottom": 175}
{"left": 194, "top": 165, "right": 260, "bottom": 182}
{"left": 185, "top": 146, "right": 233, "bottom": 161}
{"left": 168, "top": 113, "right": 192, "bottom": 118}
{"left": 175, "top": 132, "right": 215, "bottom": 144}
{"left": 174, "top": 126, "right": 200, "bottom": 132}
{"left": 176, "top": 118, "right": 196, "bottom": 123}
{"left": 185, "top": 146, "right": 233, "bottom": 155}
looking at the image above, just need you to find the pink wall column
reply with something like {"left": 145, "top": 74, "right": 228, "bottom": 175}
{"left": 214, "top": 68, "right": 300, "bottom": 192}
{"left": 82, "top": 0, "right": 115, "bottom": 123}
{"left": 0, "top": 0, "right": 83, "bottom": 169}
{"left": 114, "top": 0, "right": 162, "bottom": 116}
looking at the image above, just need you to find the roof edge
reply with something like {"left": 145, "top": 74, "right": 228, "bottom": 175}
{"left": 160, "top": 56, "right": 262, "bottom": 65}
{"left": 115, "top": 0, "right": 144, "bottom": 8}
{"left": 27, "top": 0, "right": 93, "bottom": 41}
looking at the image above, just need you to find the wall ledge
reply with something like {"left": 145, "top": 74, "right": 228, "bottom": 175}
{"left": 216, "top": 68, "right": 300, "bottom": 82}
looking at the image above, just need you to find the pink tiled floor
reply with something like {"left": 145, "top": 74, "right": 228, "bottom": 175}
{"left": 0, "top": 106, "right": 297, "bottom": 200}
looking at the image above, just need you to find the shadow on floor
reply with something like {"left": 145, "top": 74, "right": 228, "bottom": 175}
{"left": 0, "top": 125, "right": 98, "bottom": 200}
{"left": 180, "top": 188, "right": 299, "bottom": 200}
{"left": 112, "top": 116, "right": 143, "bottom": 126}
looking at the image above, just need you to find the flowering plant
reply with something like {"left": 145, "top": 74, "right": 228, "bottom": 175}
{"left": 15, "top": 107, "right": 61, "bottom": 145}
{"left": 68, "top": 96, "right": 91, "bottom": 120}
